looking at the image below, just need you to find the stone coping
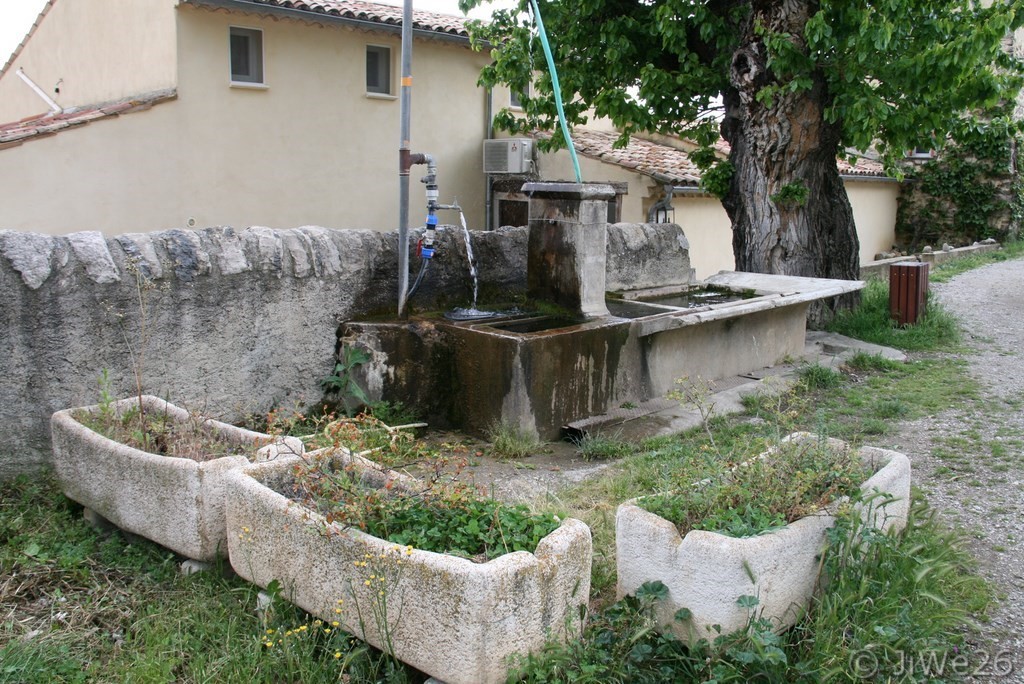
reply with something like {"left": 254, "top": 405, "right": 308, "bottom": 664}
{"left": 630, "top": 271, "right": 865, "bottom": 336}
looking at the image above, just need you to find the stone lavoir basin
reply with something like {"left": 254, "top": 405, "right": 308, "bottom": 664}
{"left": 348, "top": 269, "right": 863, "bottom": 441}
{"left": 51, "top": 395, "right": 302, "bottom": 561}
{"left": 223, "top": 447, "right": 593, "bottom": 684}
{"left": 615, "top": 433, "right": 911, "bottom": 643}
{"left": 346, "top": 182, "right": 865, "bottom": 441}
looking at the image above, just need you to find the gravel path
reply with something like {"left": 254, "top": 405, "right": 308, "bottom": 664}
{"left": 882, "top": 257, "right": 1024, "bottom": 681}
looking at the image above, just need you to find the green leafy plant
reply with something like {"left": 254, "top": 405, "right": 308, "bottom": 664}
{"left": 771, "top": 181, "right": 810, "bottom": 209}
{"left": 321, "top": 344, "right": 371, "bottom": 416}
{"left": 367, "top": 400, "right": 421, "bottom": 427}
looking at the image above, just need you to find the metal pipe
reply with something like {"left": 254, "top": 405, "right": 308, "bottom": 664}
{"left": 16, "top": 68, "right": 61, "bottom": 115}
{"left": 397, "top": 0, "right": 414, "bottom": 318}
{"left": 484, "top": 87, "right": 493, "bottom": 230}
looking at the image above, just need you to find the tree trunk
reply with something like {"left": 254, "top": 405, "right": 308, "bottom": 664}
{"left": 720, "top": 1, "right": 860, "bottom": 327}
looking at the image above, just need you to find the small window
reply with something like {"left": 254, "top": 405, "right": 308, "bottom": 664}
{"left": 230, "top": 27, "right": 264, "bottom": 84}
{"left": 366, "top": 45, "right": 392, "bottom": 95}
{"left": 908, "top": 147, "right": 933, "bottom": 159}
{"left": 510, "top": 83, "right": 529, "bottom": 109}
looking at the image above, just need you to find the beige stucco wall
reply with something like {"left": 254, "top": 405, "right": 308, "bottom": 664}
{"left": 537, "top": 147, "right": 657, "bottom": 222}
{"left": 0, "top": 5, "right": 493, "bottom": 234}
{"left": 172, "top": 6, "right": 491, "bottom": 231}
{"left": 0, "top": 0, "right": 177, "bottom": 123}
{"left": 846, "top": 180, "right": 900, "bottom": 264}
{"left": 673, "top": 196, "right": 735, "bottom": 279}
{"left": 0, "top": 101, "right": 186, "bottom": 234}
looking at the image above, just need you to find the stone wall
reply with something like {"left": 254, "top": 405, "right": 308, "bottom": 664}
{"left": 0, "top": 223, "right": 691, "bottom": 479}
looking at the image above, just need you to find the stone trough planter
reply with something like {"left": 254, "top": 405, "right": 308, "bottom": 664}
{"left": 616, "top": 433, "right": 910, "bottom": 643}
{"left": 224, "top": 448, "right": 593, "bottom": 684}
{"left": 51, "top": 395, "right": 302, "bottom": 561}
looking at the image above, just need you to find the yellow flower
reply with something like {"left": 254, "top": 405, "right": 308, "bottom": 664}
{"left": 314, "top": 619, "right": 322, "bottom": 626}
{"left": 332, "top": 620, "right": 340, "bottom": 627}
{"left": 334, "top": 651, "right": 342, "bottom": 659}
{"left": 324, "top": 628, "right": 332, "bottom": 634}
{"left": 363, "top": 580, "right": 371, "bottom": 586}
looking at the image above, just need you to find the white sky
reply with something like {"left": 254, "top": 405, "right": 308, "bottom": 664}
{"left": 0, "top": 1, "right": 516, "bottom": 68}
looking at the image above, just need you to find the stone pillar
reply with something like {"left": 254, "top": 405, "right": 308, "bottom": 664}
{"left": 522, "top": 182, "right": 615, "bottom": 319}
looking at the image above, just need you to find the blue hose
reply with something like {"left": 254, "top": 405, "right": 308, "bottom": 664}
{"left": 530, "top": 0, "right": 582, "bottom": 184}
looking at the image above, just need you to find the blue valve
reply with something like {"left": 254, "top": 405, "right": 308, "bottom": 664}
{"left": 422, "top": 214, "right": 438, "bottom": 259}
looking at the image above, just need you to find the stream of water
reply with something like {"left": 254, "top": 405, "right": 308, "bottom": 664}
{"left": 458, "top": 210, "right": 479, "bottom": 309}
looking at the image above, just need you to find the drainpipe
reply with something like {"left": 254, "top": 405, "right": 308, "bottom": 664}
{"left": 484, "top": 87, "right": 493, "bottom": 231}
{"left": 16, "top": 68, "right": 61, "bottom": 116}
{"left": 397, "top": 0, "right": 414, "bottom": 318}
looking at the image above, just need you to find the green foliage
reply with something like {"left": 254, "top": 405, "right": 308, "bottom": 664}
{"left": 463, "top": 0, "right": 1023, "bottom": 187}
{"left": 367, "top": 400, "right": 420, "bottom": 426}
{"left": 512, "top": 497, "right": 990, "bottom": 683}
{"left": 370, "top": 496, "right": 560, "bottom": 561}
{"left": 290, "top": 454, "right": 559, "bottom": 561}
{"left": 844, "top": 352, "right": 903, "bottom": 373}
{"left": 828, "top": 280, "right": 960, "bottom": 351}
{"left": 321, "top": 344, "right": 371, "bottom": 416}
{"left": 897, "top": 122, "right": 1023, "bottom": 248}
{"left": 0, "top": 476, "right": 411, "bottom": 683}
{"left": 699, "top": 160, "right": 735, "bottom": 200}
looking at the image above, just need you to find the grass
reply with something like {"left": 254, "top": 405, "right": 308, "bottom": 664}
{"left": 828, "top": 279, "right": 961, "bottom": 351}
{"left": 928, "top": 239, "right": 1024, "bottom": 283}
{"left": 0, "top": 478, "right": 411, "bottom": 684}
{"left": 510, "top": 495, "right": 991, "bottom": 683}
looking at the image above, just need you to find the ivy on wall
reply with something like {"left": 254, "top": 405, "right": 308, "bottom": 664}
{"left": 896, "top": 120, "right": 1022, "bottom": 250}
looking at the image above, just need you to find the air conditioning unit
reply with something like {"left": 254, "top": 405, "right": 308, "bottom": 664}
{"left": 483, "top": 138, "right": 534, "bottom": 174}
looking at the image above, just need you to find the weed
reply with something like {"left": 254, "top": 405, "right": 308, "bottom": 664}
{"left": 844, "top": 351, "right": 904, "bottom": 372}
{"left": 798, "top": 363, "right": 843, "bottom": 389}
{"left": 488, "top": 421, "right": 541, "bottom": 459}
{"left": 873, "top": 398, "right": 910, "bottom": 419}
{"left": 573, "top": 431, "right": 634, "bottom": 461}
{"left": 641, "top": 435, "right": 870, "bottom": 538}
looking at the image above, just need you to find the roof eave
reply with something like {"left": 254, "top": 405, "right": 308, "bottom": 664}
{"left": 182, "top": 0, "right": 475, "bottom": 46}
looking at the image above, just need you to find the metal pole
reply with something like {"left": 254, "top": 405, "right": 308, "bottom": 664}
{"left": 397, "top": 0, "right": 414, "bottom": 317}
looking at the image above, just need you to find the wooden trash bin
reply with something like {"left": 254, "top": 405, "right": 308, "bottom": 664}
{"left": 890, "top": 262, "right": 929, "bottom": 326}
